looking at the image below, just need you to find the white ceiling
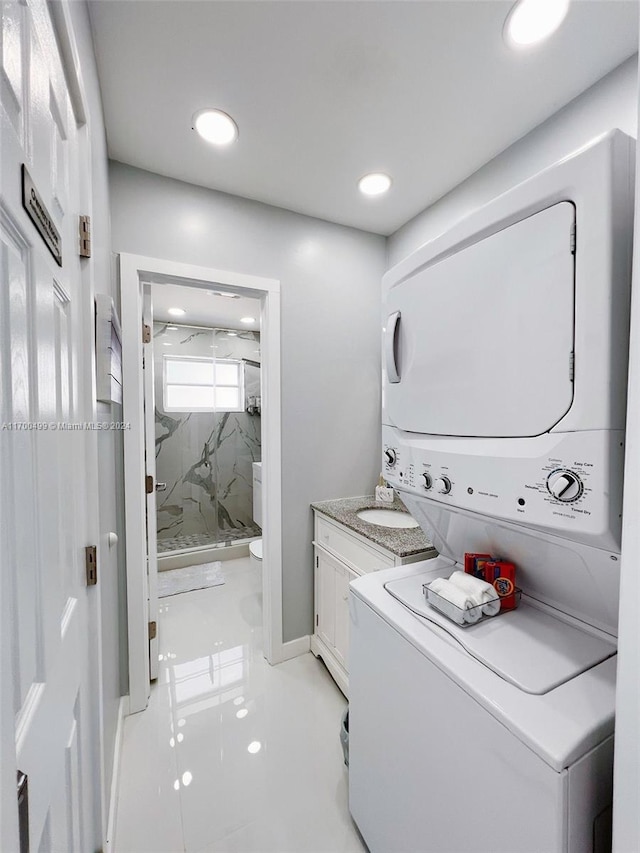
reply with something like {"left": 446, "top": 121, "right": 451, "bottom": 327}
{"left": 89, "top": 1, "right": 638, "bottom": 236}
{"left": 152, "top": 282, "right": 261, "bottom": 330}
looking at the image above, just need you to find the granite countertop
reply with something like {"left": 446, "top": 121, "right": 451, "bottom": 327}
{"left": 310, "top": 494, "right": 436, "bottom": 558}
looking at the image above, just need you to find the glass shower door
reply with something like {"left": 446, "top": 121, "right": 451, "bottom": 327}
{"left": 155, "top": 323, "right": 219, "bottom": 552}
{"left": 154, "top": 322, "right": 261, "bottom": 554}
{"left": 211, "top": 328, "right": 262, "bottom": 544}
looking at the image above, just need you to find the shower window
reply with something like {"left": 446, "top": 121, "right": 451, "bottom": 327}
{"left": 163, "top": 355, "right": 244, "bottom": 412}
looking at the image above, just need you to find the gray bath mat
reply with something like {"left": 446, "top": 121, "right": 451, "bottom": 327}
{"left": 158, "top": 562, "right": 225, "bottom": 598}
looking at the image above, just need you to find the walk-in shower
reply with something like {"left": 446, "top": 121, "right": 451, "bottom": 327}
{"left": 153, "top": 321, "right": 262, "bottom": 560}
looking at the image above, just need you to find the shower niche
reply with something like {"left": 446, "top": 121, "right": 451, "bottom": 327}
{"left": 154, "top": 322, "right": 262, "bottom": 555}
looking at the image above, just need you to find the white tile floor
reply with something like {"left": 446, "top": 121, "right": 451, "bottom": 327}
{"left": 114, "top": 557, "right": 367, "bottom": 853}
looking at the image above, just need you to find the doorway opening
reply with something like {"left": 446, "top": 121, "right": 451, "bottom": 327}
{"left": 120, "top": 254, "right": 282, "bottom": 714}
{"left": 152, "top": 283, "right": 263, "bottom": 565}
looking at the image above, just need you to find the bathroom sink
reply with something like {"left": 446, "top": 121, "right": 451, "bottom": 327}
{"left": 356, "top": 508, "right": 420, "bottom": 529}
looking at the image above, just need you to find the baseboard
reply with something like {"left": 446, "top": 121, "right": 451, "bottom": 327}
{"left": 277, "top": 634, "right": 310, "bottom": 662}
{"left": 105, "top": 696, "right": 127, "bottom": 853}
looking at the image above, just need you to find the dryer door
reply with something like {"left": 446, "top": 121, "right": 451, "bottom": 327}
{"left": 385, "top": 202, "right": 575, "bottom": 438}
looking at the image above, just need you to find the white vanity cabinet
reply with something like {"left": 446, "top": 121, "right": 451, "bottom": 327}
{"left": 311, "top": 509, "right": 434, "bottom": 697}
{"left": 315, "top": 548, "right": 358, "bottom": 672}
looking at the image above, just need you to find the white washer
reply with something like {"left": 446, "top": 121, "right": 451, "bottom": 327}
{"left": 349, "top": 131, "right": 634, "bottom": 853}
{"left": 350, "top": 556, "right": 616, "bottom": 853}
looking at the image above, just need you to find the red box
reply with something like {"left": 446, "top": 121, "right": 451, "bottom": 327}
{"left": 464, "top": 553, "right": 492, "bottom": 579}
{"left": 484, "top": 560, "right": 517, "bottom": 610}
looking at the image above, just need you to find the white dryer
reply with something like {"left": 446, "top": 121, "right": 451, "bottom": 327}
{"left": 349, "top": 131, "right": 635, "bottom": 853}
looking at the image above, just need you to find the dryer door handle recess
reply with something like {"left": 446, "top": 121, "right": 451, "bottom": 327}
{"left": 385, "top": 311, "right": 401, "bottom": 383}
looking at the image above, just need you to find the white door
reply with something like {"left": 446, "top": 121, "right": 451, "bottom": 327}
{"left": 334, "top": 565, "right": 358, "bottom": 670}
{"left": 315, "top": 549, "right": 336, "bottom": 649}
{"left": 143, "top": 284, "right": 159, "bottom": 680}
{"left": 1, "top": 1, "right": 100, "bottom": 850}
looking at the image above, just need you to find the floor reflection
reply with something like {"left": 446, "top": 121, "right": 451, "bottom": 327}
{"left": 114, "top": 555, "right": 366, "bottom": 853}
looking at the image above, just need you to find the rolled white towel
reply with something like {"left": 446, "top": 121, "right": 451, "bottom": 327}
{"left": 449, "top": 570, "right": 500, "bottom": 617}
{"left": 427, "top": 578, "right": 482, "bottom": 625}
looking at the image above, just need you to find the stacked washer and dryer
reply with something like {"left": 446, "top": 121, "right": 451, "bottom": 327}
{"left": 348, "top": 131, "right": 635, "bottom": 853}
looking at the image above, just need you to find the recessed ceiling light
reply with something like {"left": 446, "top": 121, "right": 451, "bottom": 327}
{"left": 358, "top": 172, "right": 392, "bottom": 197}
{"left": 247, "top": 741, "right": 262, "bottom": 754}
{"left": 504, "top": 0, "right": 570, "bottom": 48}
{"left": 193, "top": 109, "right": 238, "bottom": 146}
{"left": 168, "top": 307, "right": 186, "bottom": 316}
{"left": 240, "top": 317, "right": 255, "bottom": 324}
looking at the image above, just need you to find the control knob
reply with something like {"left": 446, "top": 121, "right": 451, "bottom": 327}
{"left": 384, "top": 448, "right": 397, "bottom": 467}
{"left": 422, "top": 473, "right": 432, "bottom": 490}
{"left": 434, "top": 476, "right": 451, "bottom": 495}
{"left": 547, "top": 470, "right": 583, "bottom": 502}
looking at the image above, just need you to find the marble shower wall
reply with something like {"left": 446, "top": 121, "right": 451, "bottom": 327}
{"left": 154, "top": 322, "right": 262, "bottom": 551}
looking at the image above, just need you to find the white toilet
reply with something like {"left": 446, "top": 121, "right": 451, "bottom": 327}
{"left": 250, "top": 461, "right": 262, "bottom": 569}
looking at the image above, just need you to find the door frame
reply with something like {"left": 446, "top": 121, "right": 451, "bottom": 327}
{"left": 120, "top": 253, "right": 282, "bottom": 713}
{"left": 142, "top": 284, "right": 159, "bottom": 682}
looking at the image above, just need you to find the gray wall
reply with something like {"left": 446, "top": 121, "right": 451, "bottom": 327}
{"left": 67, "top": 0, "right": 125, "bottom": 826}
{"left": 388, "top": 57, "right": 638, "bottom": 268}
{"left": 109, "top": 163, "right": 386, "bottom": 642}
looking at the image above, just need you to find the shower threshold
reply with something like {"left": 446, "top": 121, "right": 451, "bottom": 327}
{"left": 157, "top": 532, "right": 262, "bottom": 570}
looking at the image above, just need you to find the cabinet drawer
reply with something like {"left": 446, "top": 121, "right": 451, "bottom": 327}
{"left": 315, "top": 515, "right": 394, "bottom": 574}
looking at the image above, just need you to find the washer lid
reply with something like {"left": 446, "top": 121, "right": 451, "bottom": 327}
{"left": 385, "top": 572, "right": 615, "bottom": 695}
{"left": 249, "top": 539, "right": 262, "bottom": 559}
{"left": 385, "top": 202, "right": 575, "bottom": 438}
{"left": 351, "top": 561, "right": 616, "bottom": 771}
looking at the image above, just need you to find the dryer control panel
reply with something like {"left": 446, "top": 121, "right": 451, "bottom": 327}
{"left": 383, "top": 425, "right": 624, "bottom": 551}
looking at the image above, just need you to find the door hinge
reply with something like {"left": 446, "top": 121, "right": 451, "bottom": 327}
{"left": 149, "top": 621, "right": 157, "bottom": 641}
{"left": 145, "top": 474, "right": 154, "bottom": 494}
{"left": 142, "top": 323, "right": 151, "bottom": 344}
{"left": 570, "top": 221, "right": 576, "bottom": 254}
{"left": 569, "top": 351, "right": 575, "bottom": 382}
{"left": 79, "top": 215, "right": 91, "bottom": 258}
{"left": 316, "top": 556, "right": 319, "bottom": 568}
{"left": 316, "top": 614, "right": 319, "bottom": 627}
{"left": 85, "top": 545, "right": 97, "bottom": 586}
{"left": 17, "top": 771, "right": 29, "bottom": 853}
